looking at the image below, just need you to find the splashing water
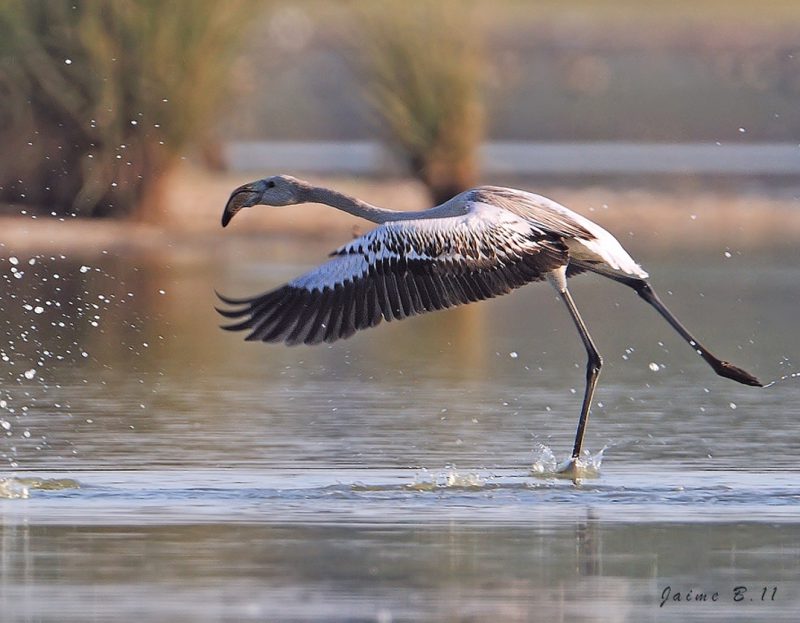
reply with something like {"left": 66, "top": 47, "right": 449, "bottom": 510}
{"left": 763, "top": 371, "right": 800, "bottom": 389}
{"left": 407, "top": 466, "right": 487, "bottom": 491}
{"left": 530, "top": 443, "right": 559, "bottom": 474}
{"left": 530, "top": 443, "right": 605, "bottom": 480}
{"left": 0, "top": 476, "right": 80, "bottom": 499}
{"left": 0, "top": 477, "right": 29, "bottom": 499}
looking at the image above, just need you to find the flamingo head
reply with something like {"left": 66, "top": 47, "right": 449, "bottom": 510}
{"left": 221, "top": 175, "right": 307, "bottom": 227}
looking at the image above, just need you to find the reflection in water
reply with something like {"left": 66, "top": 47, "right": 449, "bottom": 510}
{"left": 576, "top": 510, "right": 602, "bottom": 577}
{"left": 14, "top": 244, "right": 795, "bottom": 466}
{"left": 2, "top": 241, "right": 799, "bottom": 472}
{"left": 1, "top": 241, "right": 800, "bottom": 621}
{"left": 2, "top": 510, "right": 800, "bottom": 621}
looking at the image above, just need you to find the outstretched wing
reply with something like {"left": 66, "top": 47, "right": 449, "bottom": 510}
{"left": 217, "top": 202, "right": 569, "bottom": 345}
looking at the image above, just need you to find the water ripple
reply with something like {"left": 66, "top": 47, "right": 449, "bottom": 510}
{"left": 3, "top": 468, "right": 798, "bottom": 527}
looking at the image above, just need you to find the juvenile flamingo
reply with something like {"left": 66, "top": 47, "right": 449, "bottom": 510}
{"left": 218, "top": 175, "right": 762, "bottom": 467}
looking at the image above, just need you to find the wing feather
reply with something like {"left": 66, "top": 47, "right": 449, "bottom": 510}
{"left": 364, "top": 280, "right": 382, "bottom": 328}
{"left": 218, "top": 203, "right": 568, "bottom": 345}
{"left": 304, "top": 288, "right": 334, "bottom": 345}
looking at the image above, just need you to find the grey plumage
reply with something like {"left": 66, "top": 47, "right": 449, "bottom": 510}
{"left": 218, "top": 187, "right": 642, "bottom": 346}
{"left": 218, "top": 175, "right": 762, "bottom": 466}
{"left": 221, "top": 193, "right": 590, "bottom": 344}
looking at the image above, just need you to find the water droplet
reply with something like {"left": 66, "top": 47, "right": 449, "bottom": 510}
{"left": 509, "top": 351, "right": 518, "bottom": 359}
{"left": 724, "top": 251, "right": 732, "bottom": 258}
{"left": 23, "top": 369, "right": 36, "bottom": 380}
{"left": 64, "top": 58, "right": 72, "bottom": 65}
{"left": 729, "top": 402, "right": 737, "bottom": 410}
{"left": 648, "top": 362, "right": 660, "bottom": 372}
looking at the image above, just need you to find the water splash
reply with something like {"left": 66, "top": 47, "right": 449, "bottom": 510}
{"left": 530, "top": 443, "right": 558, "bottom": 474}
{"left": 407, "top": 466, "right": 486, "bottom": 491}
{"left": 0, "top": 476, "right": 80, "bottom": 499}
{"left": 530, "top": 444, "right": 605, "bottom": 480}
{"left": 763, "top": 371, "right": 800, "bottom": 389}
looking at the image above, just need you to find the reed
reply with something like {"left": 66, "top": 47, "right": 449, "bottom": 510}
{"left": 352, "top": 0, "right": 485, "bottom": 205}
{"left": 0, "top": 0, "right": 262, "bottom": 219}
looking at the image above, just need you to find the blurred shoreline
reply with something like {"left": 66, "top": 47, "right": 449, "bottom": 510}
{"left": 2, "top": 165, "right": 800, "bottom": 257}
{"left": 228, "top": 141, "right": 800, "bottom": 176}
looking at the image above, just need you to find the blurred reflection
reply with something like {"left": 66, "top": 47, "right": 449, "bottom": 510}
{"left": 1, "top": 243, "right": 796, "bottom": 472}
{"left": 2, "top": 519, "right": 799, "bottom": 621}
{"left": 576, "top": 509, "right": 602, "bottom": 577}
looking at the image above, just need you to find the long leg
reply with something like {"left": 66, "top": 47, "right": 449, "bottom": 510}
{"left": 596, "top": 272, "right": 761, "bottom": 387}
{"left": 550, "top": 274, "right": 603, "bottom": 459}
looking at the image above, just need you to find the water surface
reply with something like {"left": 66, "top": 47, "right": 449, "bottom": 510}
{"left": 1, "top": 238, "right": 799, "bottom": 621}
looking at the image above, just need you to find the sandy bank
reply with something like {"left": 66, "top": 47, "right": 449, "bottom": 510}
{"left": 2, "top": 166, "right": 799, "bottom": 257}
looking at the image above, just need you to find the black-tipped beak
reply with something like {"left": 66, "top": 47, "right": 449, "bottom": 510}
{"left": 221, "top": 207, "right": 235, "bottom": 228}
{"left": 221, "top": 184, "right": 261, "bottom": 228}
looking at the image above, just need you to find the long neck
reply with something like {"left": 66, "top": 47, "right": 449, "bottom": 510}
{"left": 302, "top": 185, "right": 403, "bottom": 224}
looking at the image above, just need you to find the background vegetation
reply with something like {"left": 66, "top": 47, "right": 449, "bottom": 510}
{"left": 1, "top": 1, "right": 798, "bottom": 220}
{"left": 352, "top": 1, "right": 485, "bottom": 205}
{"left": 0, "top": 0, "right": 262, "bottom": 220}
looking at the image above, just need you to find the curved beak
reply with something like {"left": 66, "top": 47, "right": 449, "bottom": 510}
{"left": 221, "top": 184, "right": 261, "bottom": 228}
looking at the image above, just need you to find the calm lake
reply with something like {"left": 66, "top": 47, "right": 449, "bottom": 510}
{"left": 1, "top": 232, "right": 799, "bottom": 622}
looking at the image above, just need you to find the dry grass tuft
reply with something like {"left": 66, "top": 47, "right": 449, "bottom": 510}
{"left": 0, "top": 0, "right": 263, "bottom": 220}
{"left": 351, "top": 0, "right": 485, "bottom": 205}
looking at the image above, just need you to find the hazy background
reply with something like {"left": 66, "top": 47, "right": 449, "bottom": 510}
{"left": 225, "top": 1, "right": 800, "bottom": 142}
{"left": 2, "top": 0, "right": 800, "bottom": 225}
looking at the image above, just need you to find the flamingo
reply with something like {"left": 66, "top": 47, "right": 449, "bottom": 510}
{"left": 218, "top": 175, "right": 762, "bottom": 468}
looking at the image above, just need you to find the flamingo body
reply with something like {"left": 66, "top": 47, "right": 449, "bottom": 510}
{"left": 219, "top": 186, "right": 646, "bottom": 346}
{"left": 218, "top": 175, "right": 761, "bottom": 464}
